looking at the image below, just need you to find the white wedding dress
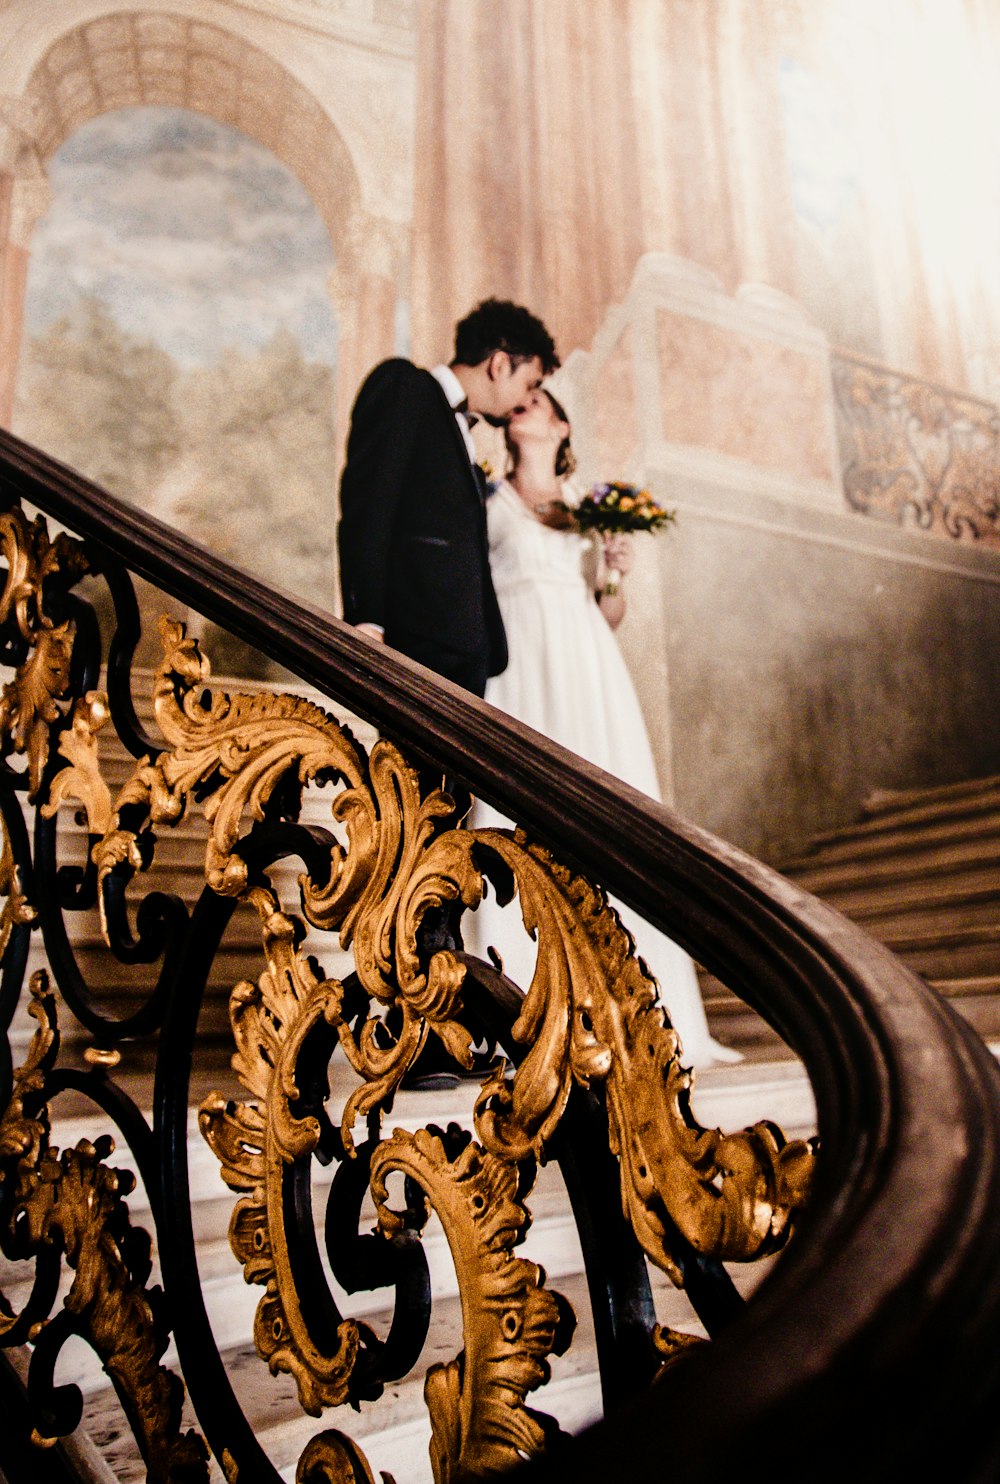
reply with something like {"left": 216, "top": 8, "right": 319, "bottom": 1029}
{"left": 468, "top": 479, "right": 740, "bottom": 1069}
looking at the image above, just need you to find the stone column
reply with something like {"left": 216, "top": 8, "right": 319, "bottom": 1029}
{"left": 331, "top": 210, "right": 405, "bottom": 459}
{"left": 411, "top": 0, "right": 654, "bottom": 363}
{"left": 713, "top": 0, "right": 797, "bottom": 295}
{"left": 0, "top": 105, "right": 51, "bottom": 431}
{"left": 0, "top": 174, "right": 26, "bottom": 428}
{"left": 329, "top": 212, "right": 406, "bottom": 613}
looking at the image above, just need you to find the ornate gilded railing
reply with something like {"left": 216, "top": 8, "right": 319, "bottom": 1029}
{"left": 832, "top": 349, "right": 1000, "bottom": 545}
{"left": 1, "top": 424, "right": 1000, "bottom": 1483}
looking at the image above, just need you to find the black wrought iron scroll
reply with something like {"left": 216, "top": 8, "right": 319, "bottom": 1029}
{"left": 1, "top": 425, "right": 1000, "bottom": 1484}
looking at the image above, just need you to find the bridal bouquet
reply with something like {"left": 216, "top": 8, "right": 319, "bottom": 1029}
{"left": 569, "top": 482, "right": 675, "bottom": 595}
{"left": 571, "top": 481, "right": 675, "bottom": 535}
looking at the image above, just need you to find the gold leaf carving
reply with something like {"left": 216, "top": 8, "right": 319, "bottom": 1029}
{"left": 472, "top": 834, "right": 618, "bottom": 1161}
{"left": 652, "top": 1323, "right": 705, "bottom": 1376}
{"left": 0, "top": 620, "right": 74, "bottom": 796}
{"left": 94, "top": 617, "right": 369, "bottom": 906}
{"left": 0, "top": 973, "right": 209, "bottom": 1479}
{"left": 0, "top": 808, "right": 36, "bottom": 964}
{"left": 103, "top": 621, "right": 482, "bottom": 1132}
{"left": 40, "top": 690, "right": 113, "bottom": 835}
{"left": 200, "top": 887, "right": 368, "bottom": 1415}
{"left": 0, "top": 504, "right": 89, "bottom": 799}
{"left": 370, "top": 1127, "right": 572, "bottom": 1483}
{"left": 81, "top": 607, "right": 817, "bottom": 1458}
{"left": 296, "top": 1431, "right": 395, "bottom": 1484}
{"left": 0, "top": 973, "right": 56, "bottom": 1210}
{"left": 471, "top": 832, "right": 814, "bottom": 1278}
{"left": 302, "top": 738, "right": 484, "bottom": 1082}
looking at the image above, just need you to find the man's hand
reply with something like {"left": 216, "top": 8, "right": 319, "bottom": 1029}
{"left": 356, "top": 622, "right": 385, "bottom": 642}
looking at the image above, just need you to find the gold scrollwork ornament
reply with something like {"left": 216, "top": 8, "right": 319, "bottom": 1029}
{"left": 0, "top": 973, "right": 209, "bottom": 1480}
{"left": 296, "top": 1431, "right": 396, "bottom": 1484}
{"left": 101, "top": 620, "right": 483, "bottom": 1121}
{"left": 0, "top": 501, "right": 89, "bottom": 799}
{"left": 40, "top": 689, "right": 113, "bottom": 836}
{"left": 94, "top": 616, "right": 370, "bottom": 905}
{"left": 200, "top": 888, "right": 372, "bottom": 1415}
{"left": 470, "top": 832, "right": 815, "bottom": 1282}
{"left": 117, "top": 612, "right": 817, "bottom": 1468}
{"left": 0, "top": 808, "right": 35, "bottom": 964}
{"left": 371, "top": 1126, "right": 573, "bottom": 1483}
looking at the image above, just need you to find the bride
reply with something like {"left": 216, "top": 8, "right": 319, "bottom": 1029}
{"left": 469, "top": 387, "right": 741, "bottom": 1069}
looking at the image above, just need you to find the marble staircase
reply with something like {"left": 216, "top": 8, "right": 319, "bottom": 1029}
{"left": 701, "top": 773, "right": 1000, "bottom": 1049}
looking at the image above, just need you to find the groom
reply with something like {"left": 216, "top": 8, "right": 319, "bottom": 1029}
{"left": 338, "top": 298, "right": 559, "bottom": 696}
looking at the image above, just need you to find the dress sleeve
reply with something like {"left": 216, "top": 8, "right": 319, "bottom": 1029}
{"left": 337, "top": 361, "right": 423, "bottom": 628}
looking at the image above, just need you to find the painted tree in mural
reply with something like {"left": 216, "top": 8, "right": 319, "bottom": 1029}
{"left": 174, "top": 327, "right": 337, "bottom": 600}
{"left": 14, "top": 296, "right": 181, "bottom": 501}
{"left": 14, "top": 301, "right": 337, "bottom": 673}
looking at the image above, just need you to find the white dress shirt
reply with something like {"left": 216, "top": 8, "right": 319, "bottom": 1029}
{"left": 431, "top": 363, "right": 479, "bottom": 464}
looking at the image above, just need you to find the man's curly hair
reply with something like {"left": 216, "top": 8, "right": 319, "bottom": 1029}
{"left": 454, "top": 298, "right": 559, "bottom": 374}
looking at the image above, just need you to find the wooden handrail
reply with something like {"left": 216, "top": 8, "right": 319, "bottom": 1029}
{"left": 3, "top": 424, "right": 1000, "bottom": 1480}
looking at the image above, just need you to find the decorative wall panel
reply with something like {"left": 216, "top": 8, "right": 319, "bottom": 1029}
{"left": 832, "top": 351, "right": 1000, "bottom": 546}
{"left": 658, "top": 308, "right": 835, "bottom": 482}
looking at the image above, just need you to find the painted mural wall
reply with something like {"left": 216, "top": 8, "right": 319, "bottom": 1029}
{"left": 410, "top": 0, "right": 1000, "bottom": 400}
{"left": 2, "top": 0, "right": 1000, "bottom": 859}
{"left": 13, "top": 106, "right": 340, "bottom": 633}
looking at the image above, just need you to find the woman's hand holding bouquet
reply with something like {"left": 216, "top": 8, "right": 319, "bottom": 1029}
{"left": 564, "top": 482, "right": 675, "bottom": 595}
{"left": 600, "top": 533, "right": 634, "bottom": 595}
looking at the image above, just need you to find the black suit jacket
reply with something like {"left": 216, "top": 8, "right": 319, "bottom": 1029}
{"left": 338, "top": 359, "right": 507, "bottom": 695}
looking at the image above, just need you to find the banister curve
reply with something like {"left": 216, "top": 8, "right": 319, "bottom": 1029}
{"left": 3, "top": 423, "right": 1000, "bottom": 1480}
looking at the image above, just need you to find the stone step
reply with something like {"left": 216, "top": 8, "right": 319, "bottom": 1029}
{"left": 858, "top": 773, "right": 1000, "bottom": 818}
{"left": 79, "top": 1225, "right": 780, "bottom": 1484}
{"left": 877, "top": 921, "right": 1000, "bottom": 981}
{"left": 806, "top": 775, "right": 1000, "bottom": 840}
{"left": 74, "top": 1271, "right": 671, "bottom": 1484}
{"left": 704, "top": 956, "right": 1000, "bottom": 1044}
{"left": 931, "top": 973, "right": 1000, "bottom": 999}
{"left": 837, "top": 886, "right": 1000, "bottom": 942}
{"left": 38, "top": 1058, "right": 819, "bottom": 1224}
{"left": 2, "top": 1171, "right": 586, "bottom": 1400}
{"left": 786, "top": 835, "right": 1000, "bottom": 901}
{"left": 1, "top": 1057, "right": 817, "bottom": 1380}
{"left": 696, "top": 982, "right": 793, "bottom": 1060}
{"left": 929, "top": 976, "right": 1000, "bottom": 1040}
{"left": 775, "top": 774, "right": 1000, "bottom": 1014}
{"left": 780, "top": 806, "right": 1000, "bottom": 875}
{"left": 48, "top": 930, "right": 349, "bottom": 979}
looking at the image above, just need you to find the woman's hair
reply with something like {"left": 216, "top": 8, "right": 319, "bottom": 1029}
{"left": 542, "top": 389, "right": 577, "bottom": 478}
{"left": 506, "top": 386, "right": 577, "bottom": 478}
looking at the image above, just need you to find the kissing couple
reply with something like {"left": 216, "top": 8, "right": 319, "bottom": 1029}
{"left": 337, "top": 298, "right": 740, "bottom": 1069}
